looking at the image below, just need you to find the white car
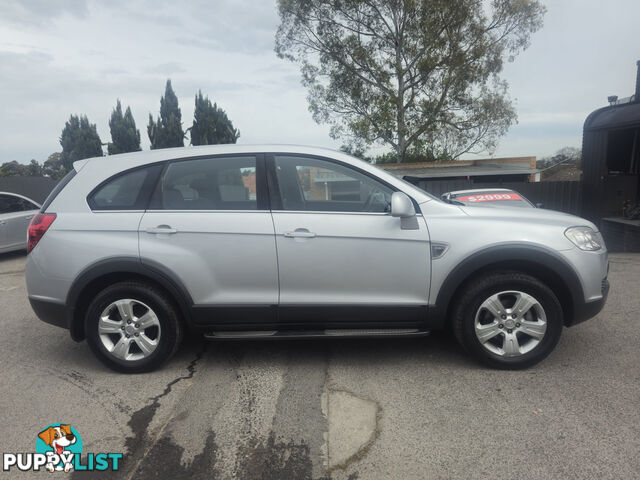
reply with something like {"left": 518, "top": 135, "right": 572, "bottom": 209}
{"left": 0, "top": 192, "right": 41, "bottom": 253}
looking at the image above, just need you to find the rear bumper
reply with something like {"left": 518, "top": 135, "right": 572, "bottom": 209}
{"left": 29, "top": 297, "right": 71, "bottom": 330}
{"left": 569, "top": 278, "right": 609, "bottom": 326}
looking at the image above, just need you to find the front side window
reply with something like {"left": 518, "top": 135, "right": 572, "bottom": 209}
{"left": 157, "top": 156, "right": 257, "bottom": 210}
{"left": 273, "top": 156, "right": 393, "bottom": 212}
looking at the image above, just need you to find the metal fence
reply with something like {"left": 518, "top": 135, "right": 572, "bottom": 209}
{"left": 410, "top": 179, "right": 583, "bottom": 215}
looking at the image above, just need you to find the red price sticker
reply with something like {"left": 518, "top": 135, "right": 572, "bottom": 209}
{"left": 457, "top": 193, "right": 522, "bottom": 202}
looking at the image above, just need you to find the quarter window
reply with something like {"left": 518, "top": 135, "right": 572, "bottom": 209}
{"left": 157, "top": 156, "right": 257, "bottom": 210}
{"left": 273, "top": 156, "right": 393, "bottom": 213}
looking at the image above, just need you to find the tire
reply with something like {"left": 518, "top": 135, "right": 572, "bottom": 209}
{"left": 453, "top": 272, "right": 563, "bottom": 369}
{"left": 85, "top": 281, "right": 183, "bottom": 373}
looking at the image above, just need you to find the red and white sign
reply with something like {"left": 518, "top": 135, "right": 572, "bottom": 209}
{"left": 456, "top": 193, "right": 522, "bottom": 203}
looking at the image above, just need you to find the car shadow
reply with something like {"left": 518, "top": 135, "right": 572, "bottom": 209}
{"left": 174, "top": 329, "right": 476, "bottom": 372}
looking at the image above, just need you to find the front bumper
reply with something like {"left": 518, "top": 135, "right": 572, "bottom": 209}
{"left": 569, "top": 278, "right": 609, "bottom": 326}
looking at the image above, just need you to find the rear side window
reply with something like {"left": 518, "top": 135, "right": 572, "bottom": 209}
{"left": 0, "top": 194, "right": 39, "bottom": 213}
{"left": 88, "top": 165, "right": 162, "bottom": 210}
{"left": 153, "top": 156, "right": 258, "bottom": 210}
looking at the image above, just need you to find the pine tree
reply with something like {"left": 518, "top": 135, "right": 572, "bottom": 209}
{"left": 108, "top": 100, "right": 141, "bottom": 155}
{"left": 148, "top": 79, "right": 185, "bottom": 149}
{"left": 59, "top": 115, "right": 103, "bottom": 170}
{"left": 189, "top": 91, "right": 240, "bottom": 145}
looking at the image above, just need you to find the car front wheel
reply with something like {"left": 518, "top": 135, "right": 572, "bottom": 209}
{"left": 453, "top": 272, "right": 563, "bottom": 369}
{"left": 85, "top": 281, "right": 183, "bottom": 373}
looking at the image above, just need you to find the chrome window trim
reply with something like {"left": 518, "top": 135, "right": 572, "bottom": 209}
{"left": 91, "top": 209, "right": 424, "bottom": 216}
{"left": 92, "top": 210, "right": 146, "bottom": 213}
{"left": 144, "top": 209, "right": 270, "bottom": 214}
{"left": 274, "top": 210, "right": 423, "bottom": 217}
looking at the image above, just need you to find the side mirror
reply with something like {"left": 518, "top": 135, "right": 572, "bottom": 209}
{"left": 536, "top": 202, "right": 543, "bottom": 208}
{"left": 391, "top": 192, "right": 416, "bottom": 218}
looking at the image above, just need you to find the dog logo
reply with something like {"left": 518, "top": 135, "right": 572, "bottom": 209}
{"left": 3, "top": 423, "right": 121, "bottom": 473}
{"left": 36, "top": 424, "right": 83, "bottom": 472}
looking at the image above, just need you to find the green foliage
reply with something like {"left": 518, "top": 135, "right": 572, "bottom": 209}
{"left": 276, "top": 0, "right": 546, "bottom": 162}
{"left": 42, "top": 152, "right": 68, "bottom": 179}
{"left": 374, "top": 148, "right": 454, "bottom": 164}
{"left": 339, "top": 144, "right": 372, "bottom": 163}
{"left": 60, "top": 114, "right": 103, "bottom": 170}
{"left": 538, "top": 147, "right": 582, "bottom": 179}
{"left": 27, "top": 159, "right": 43, "bottom": 176}
{"left": 0, "top": 154, "right": 67, "bottom": 179}
{"left": 0, "top": 159, "right": 42, "bottom": 177}
{"left": 0, "top": 161, "right": 28, "bottom": 177}
{"left": 148, "top": 79, "right": 185, "bottom": 149}
{"left": 108, "top": 100, "right": 141, "bottom": 155}
{"left": 189, "top": 91, "right": 240, "bottom": 145}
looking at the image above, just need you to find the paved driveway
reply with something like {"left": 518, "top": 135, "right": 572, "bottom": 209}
{"left": 1, "top": 252, "right": 638, "bottom": 479}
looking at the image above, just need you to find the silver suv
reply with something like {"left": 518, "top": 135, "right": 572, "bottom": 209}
{"left": 26, "top": 145, "right": 609, "bottom": 372}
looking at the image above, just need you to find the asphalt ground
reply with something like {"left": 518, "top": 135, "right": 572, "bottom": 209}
{"left": 1, "top": 251, "right": 638, "bottom": 479}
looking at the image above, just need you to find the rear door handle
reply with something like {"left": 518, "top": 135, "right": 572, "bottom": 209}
{"left": 284, "top": 228, "right": 316, "bottom": 238}
{"left": 24, "top": 215, "right": 34, "bottom": 221}
{"left": 146, "top": 225, "right": 177, "bottom": 234}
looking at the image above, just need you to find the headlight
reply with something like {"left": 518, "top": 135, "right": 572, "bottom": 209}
{"left": 564, "top": 226, "right": 602, "bottom": 251}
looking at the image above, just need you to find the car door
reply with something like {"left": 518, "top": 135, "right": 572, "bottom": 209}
{"left": 0, "top": 193, "right": 39, "bottom": 251}
{"left": 138, "top": 154, "right": 279, "bottom": 325}
{"left": 268, "top": 154, "right": 431, "bottom": 326}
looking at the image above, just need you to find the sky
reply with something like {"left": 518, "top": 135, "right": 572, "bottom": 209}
{"left": 0, "top": 0, "right": 639, "bottom": 164}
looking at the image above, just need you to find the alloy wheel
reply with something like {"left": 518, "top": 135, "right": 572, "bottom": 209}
{"left": 98, "top": 299, "right": 161, "bottom": 361}
{"left": 474, "top": 290, "right": 547, "bottom": 357}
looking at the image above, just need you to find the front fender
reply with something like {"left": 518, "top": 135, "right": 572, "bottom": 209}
{"left": 428, "top": 244, "right": 584, "bottom": 328}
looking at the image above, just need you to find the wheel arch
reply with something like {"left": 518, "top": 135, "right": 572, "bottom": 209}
{"left": 431, "top": 245, "right": 584, "bottom": 329}
{"left": 67, "top": 257, "right": 194, "bottom": 341}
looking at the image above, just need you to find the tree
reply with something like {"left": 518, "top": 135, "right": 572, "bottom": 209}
{"left": 275, "top": 0, "right": 545, "bottom": 163}
{"left": 26, "top": 159, "right": 43, "bottom": 176}
{"left": 537, "top": 146, "right": 581, "bottom": 169}
{"left": 0, "top": 161, "right": 27, "bottom": 177}
{"left": 148, "top": 79, "right": 185, "bottom": 149}
{"left": 339, "top": 144, "right": 371, "bottom": 162}
{"left": 60, "top": 114, "right": 103, "bottom": 170}
{"left": 0, "top": 159, "right": 43, "bottom": 177}
{"left": 189, "top": 91, "right": 240, "bottom": 145}
{"left": 108, "top": 100, "right": 141, "bottom": 155}
{"left": 43, "top": 152, "right": 67, "bottom": 179}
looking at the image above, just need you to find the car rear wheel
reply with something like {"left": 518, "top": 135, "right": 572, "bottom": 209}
{"left": 85, "top": 281, "right": 182, "bottom": 373}
{"left": 453, "top": 272, "right": 563, "bottom": 369}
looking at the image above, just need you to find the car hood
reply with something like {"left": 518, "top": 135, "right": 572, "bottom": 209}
{"left": 458, "top": 205, "right": 598, "bottom": 230}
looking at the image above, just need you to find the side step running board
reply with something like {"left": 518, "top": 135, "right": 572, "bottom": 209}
{"left": 204, "top": 328, "right": 429, "bottom": 340}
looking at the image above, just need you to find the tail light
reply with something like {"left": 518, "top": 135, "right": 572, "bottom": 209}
{"left": 27, "top": 213, "right": 56, "bottom": 254}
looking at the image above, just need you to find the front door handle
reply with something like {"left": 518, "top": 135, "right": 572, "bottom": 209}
{"left": 284, "top": 228, "right": 316, "bottom": 238}
{"left": 146, "top": 225, "right": 177, "bottom": 234}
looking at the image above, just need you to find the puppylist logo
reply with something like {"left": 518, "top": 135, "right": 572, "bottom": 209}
{"left": 3, "top": 423, "right": 123, "bottom": 473}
